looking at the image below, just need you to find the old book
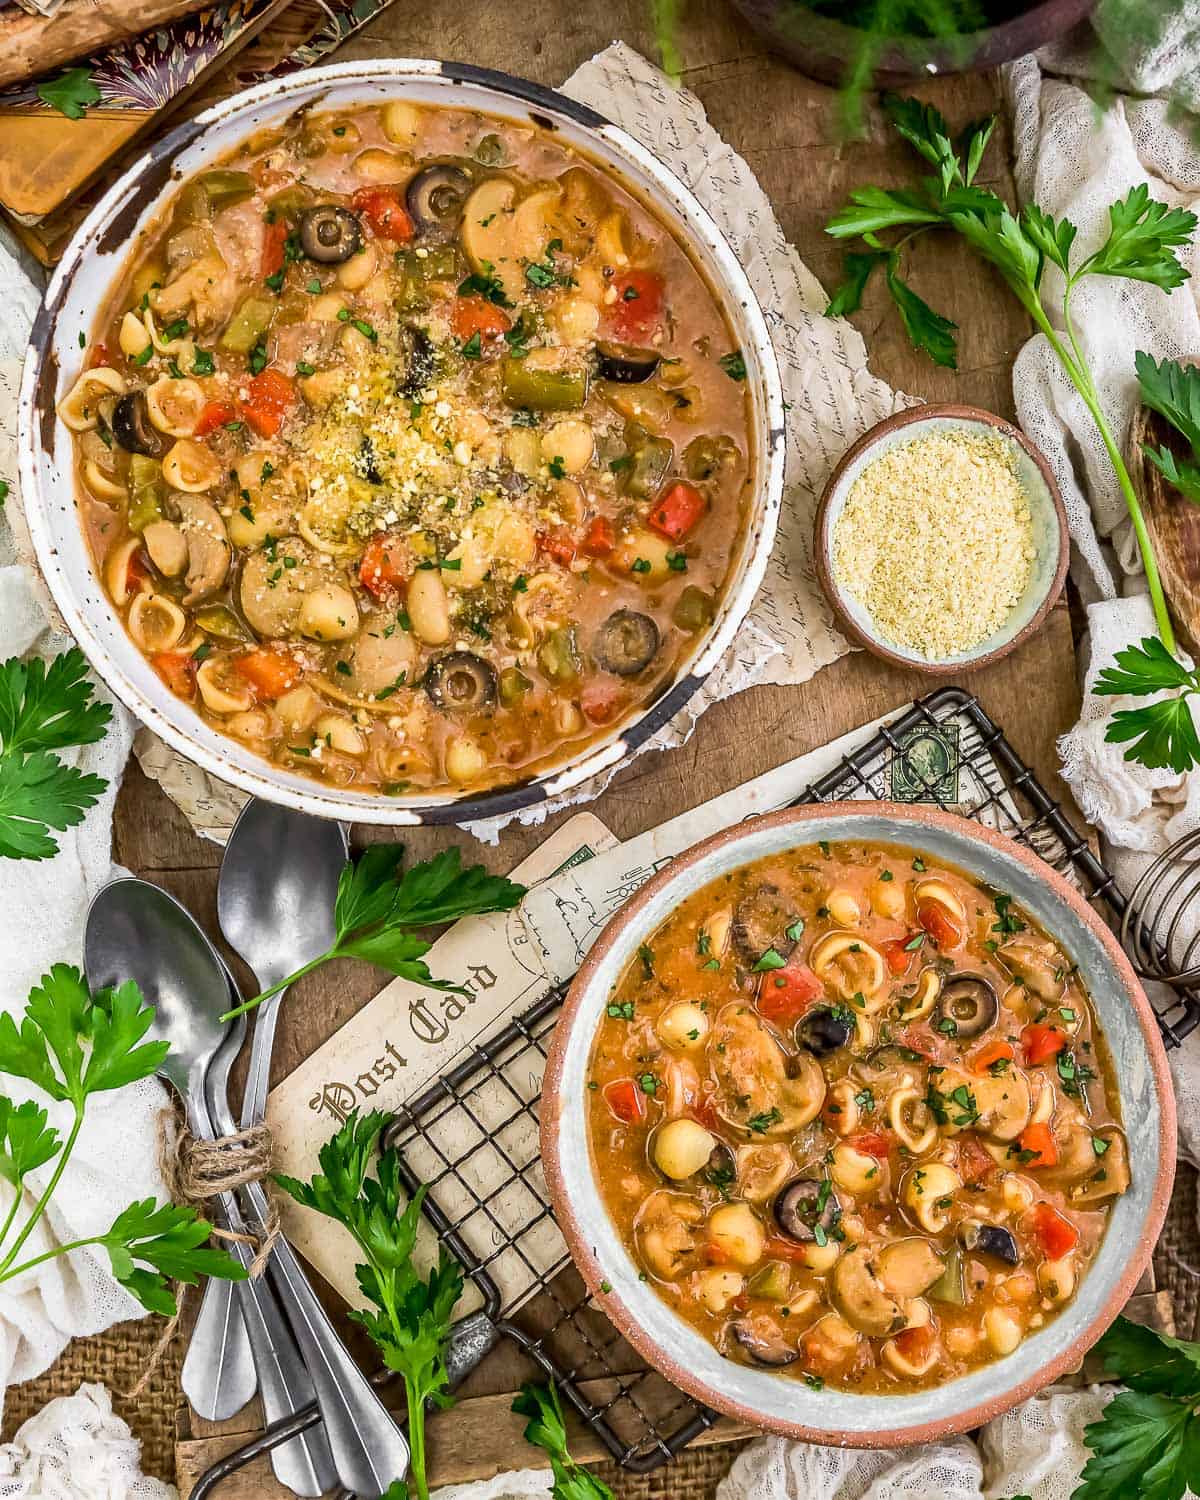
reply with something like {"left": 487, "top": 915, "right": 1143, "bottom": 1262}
{"left": 0, "top": 0, "right": 207, "bottom": 87}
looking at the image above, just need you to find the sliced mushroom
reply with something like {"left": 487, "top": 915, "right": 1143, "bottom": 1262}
{"left": 959, "top": 1221, "right": 1019, "bottom": 1265}
{"left": 633, "top": 1190, "right": 704, "bottom": 1281}
{"left": 597, "top": 341, "right": 661, "bottom": 383}
{"left": 735, "top": 1143, "right": 794, "bottom": 1204}
{"left": 796, "top": 1007, "right": 852, "bottom": 1057}
{"left": 172, "top": 491, "right": 231, "bottom": 605}
{"left": 830, "top": 1245, "right": 906, "bottom": 1337}
{"left": 111, "top": 390, "right": 163, "bottom": 457}
{"left": 1068, "top": 1130, "right": 1131, "bottom": 1204}
{"left": 298, "top": 205, "right": 362, "bottom": 263}
{"left": 774, "top": 1177, "right": 840, "bottom": 1243}
{"left": 999, "top": 937, "right": 1067, "bottom": 1002}
{"left": 937, "top": 1063, "right": 1031, "bottom": 1143}
{"left": 239, "top": 536, "right": 320, "bottom": 637}
{"left": 592, "top": 610, "right": 660, "bottom": 677}
{"left": 732, "top": 884, "right": 798, "bottom": 967}
{"left": 141, "top": 519, "right": 188, "bottom": 578}
{"left": 877, "top": 1238, "right": 945, "bottom": 1298}
{"left": 709, "top": 1004, "right": 826, "bottom": 1135}
{"left": 933, "top": 975, "right": 999, "bottom": 1041}
{"left": 406, "top": 164, "right": 472, "bottom": 240}
{"left": 424, "top": 651, "right": 498, "bottom": 712}
{"left": 729, "top": 1316, "right": 799, "bottom": 1368}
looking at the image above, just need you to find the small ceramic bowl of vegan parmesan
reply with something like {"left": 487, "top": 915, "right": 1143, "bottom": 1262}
{"left": 814, "top": 405, "right": 1069, "bottom": 675}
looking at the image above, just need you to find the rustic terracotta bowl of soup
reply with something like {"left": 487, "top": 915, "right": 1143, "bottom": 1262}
{"left": 541, "top": 803, "right": 1175, "bottom": 1444}
{"left": 18, "top": 60, "right": 784, "bottom": 826}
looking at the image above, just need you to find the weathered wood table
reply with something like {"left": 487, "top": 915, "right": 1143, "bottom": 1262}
{"left": 85, "top": 0, "right": 1149, "bottom": 1493}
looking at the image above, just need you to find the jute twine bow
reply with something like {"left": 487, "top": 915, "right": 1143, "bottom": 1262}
{"left": 125, "top": 1102, "right": 281, "bottom": 1398}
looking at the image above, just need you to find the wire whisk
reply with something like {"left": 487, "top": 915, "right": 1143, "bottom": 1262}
{"left": 1119, "top": 828, "right": 1200, "bottom": 988}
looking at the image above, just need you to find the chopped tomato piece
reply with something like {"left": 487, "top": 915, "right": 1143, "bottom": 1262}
{"left": 351, "top": 186, "right": 414, "bottom": 243}
{"left": 917, "top": 899, "right": 962, "bottom": 949}
{"left": 359, "top": 533, "right": 408, "bottom": 597}
{"left": 580, "top": 678, "right": 626, "bottom": 726}
{"left": 1021, "top": 1022, "right": 1068, "bottom": 1066}
{"left": 764, "top": 1235, "right": 813, "bottom": 1265}
{"left": 234, "top": 648, "right": 300, "bottom": 700}
{"left": 539, "top": 527, "right": 577, "bottom": 566}
{"left": 958, "top": 1132, "right": 996, "bottom": 1185}
{"left": 88, "top": 343, "right": 111, "bottom": 370}
{"left": 690, "top": 1093, "right": 721, "bottom": 1134}
{"left": 893, "top": 1324, "right": 935, "bottom": 1363}
{"left": 756, "top": 962, "right": 823, "bottom": 1026}
{"left": 850, "top": 1130, "right": 891, "bottom": 1161}
{"left": 582, "top": 515, "right": 616, "bottom": 557}
{"left": 261, "top": 218, "right": 288, "bottom": 280}
{"left": 1018, "top": 1121, "right": 1058, "bottom": 1167}
{"left": 151, "top": 651, "right": 195, "bottom": 699}
{"left": 243, "top": 369, "right": 294, "bottom": 439}
{"left": 883, "top": 937, "right": 916, "bottom": 975}
{"left": 1031, "top": 1201, "right": 1079, "bottom": 1259}
{"left": 602, "top": 1077, "right": 646, "bottom": 1125}
{"left": 648, "top": 481, "right": 705, "bottom": 543}
{"left": 971, "top": 1039, "right": 1015, "bottom": 1074}
{"left": 608, "top": 270, "right": 664, "bottom": 340}
{"left": 450, "top": 295, "right": 511, "bottom": 342}
{"left": 125, "top": 548, "right": 148, "bottom": 591}
{"left": 194, "top": 400, "right": 238, "bottom": 438}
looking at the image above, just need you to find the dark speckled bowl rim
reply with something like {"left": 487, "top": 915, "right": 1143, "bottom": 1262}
{"left": 540, "top": 802, "right": 1176, "bottom": 1446}
{"left": 18, "top": 58, "right": 785, "bottom": 828}
{"left": 813, "top": 404, "right": 1070, "bottom": 678}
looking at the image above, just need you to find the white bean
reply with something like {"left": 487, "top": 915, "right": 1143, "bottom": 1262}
{"left": 406, "top": 569, "right": 451, "bottom": 645}
{"left": 655, "top": 1002, "right": 709, "bottom": 1052}
{"left": 653, "top": 1119, "right": 715, "bottom": 1180}
{"left": 445, "top": 735, "right": 486, "bottom": 785}
{"left": 298, "top": 583, "right": 359, "bottom": 642}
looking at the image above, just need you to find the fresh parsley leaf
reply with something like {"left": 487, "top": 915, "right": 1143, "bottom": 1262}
{"left": 718, "top": 350, "right": 747, "bottom": 381}
{"left": 1022, "top": 203, "right": 1077, "bottom": 277}
{"left": 1105, "top": 696, "right": 1200, "bottom": 774}
{"left": 0, "top": 648, "right": 111, "bottom": 759}
{"left": 825, "top": 186, "right": 943, "bottom": 240}
{"left": 1094, "top": 636, "right": 1198, "bottom": 697}
{"left": 0, "top": 1099, "right": 59, "bottom": 1189}
{"left": 1144, "top": 444, "right": 1200, "bottom": 504}
{"left": 1096, "top": 1316, "right": 1200, "bottom": 1398}
{"left": 0, "top": 751, "right": 109, "bottom": 861}
{"left": 826, "top": 250, "right": 888, "bottom": 318}
{"left": 883, "top": 94, "right": 961, "bottom": 192}
{"left": 513, "top": 1381, "right": 616, "bottom": 1500}
{"left": 884, "top": 260, "right": 958, "bottom": 368}
{"left": 36, "top": 68, "right": 100, "bottom": 121}
{"left": 1080, "top": 184, "right": 1198, "bottom": 291}
{"left": 1136, "top": 351, "right": 1200, "bottom": 454}
{"left": 102, "top": 1198, "right": 246, "bottom": 1316}
{"left": 1076, "top": 1390, "right": 1200, "bottom": 1500}
{"left": 224, "top": 847, "right": 525, "bottom": 1020}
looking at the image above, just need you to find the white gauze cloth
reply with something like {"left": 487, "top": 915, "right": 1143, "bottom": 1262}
{"left": 0, "top": 224, "right": 169, "bottom": 1413}
{"left": 0, "top": 1382, "right": 174, "bottom": 1500}
{"left": 1004, "top": 21, "right": 1200, "bottom": 1160}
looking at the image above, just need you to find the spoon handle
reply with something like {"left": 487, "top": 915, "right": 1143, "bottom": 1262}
{"left": 241, "top": 988, "right": 285, "bottom": 1128}
{"left": 242, "top": 1176, "right": 412, "bottom": 1499}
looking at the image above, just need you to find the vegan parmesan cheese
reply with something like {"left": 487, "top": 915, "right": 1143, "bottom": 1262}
{"left": 831, "top": 428, "right": 1036, "bottom": 659}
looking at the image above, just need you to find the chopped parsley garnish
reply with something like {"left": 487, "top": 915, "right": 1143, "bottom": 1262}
{"left": 606, "top": 1001, "right": 635, "bottom": 1021}
{"left": 296, "top": 360, "right": 316, "bottom": 377}
{"left": 248, "top": 340, "right": 269, "bottom": 375}
{"left": 191, "top": 349, "right": 215, "bottom": 376}
{"left": 719, "top": 349, "right": 747, "bottom": 381}
{"left": 547, "top": 455, "right": 567, "bottom": 480}
{"left": 461, "top": 331, "right": 482, "bottom": 360}
{"left": 991, "top": 892, "right": 1026, "bottom": 935}
{"left": 746, "top": 1107, "right": 783, "bottom": 1134}
{"left": 753, "top": 948, "right": 787, "bottom": 972}
{"left": 638, "top": 944, "right": 655, "bottom": 979}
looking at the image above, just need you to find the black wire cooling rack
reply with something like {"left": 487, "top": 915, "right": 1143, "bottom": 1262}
{"left": 193, "top": 685, "right": 1200, "bottom": 1497}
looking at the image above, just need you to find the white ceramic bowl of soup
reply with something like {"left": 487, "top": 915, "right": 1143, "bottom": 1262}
{"left": 18, "top": 59, "right": 784, "bottom": 826}
{"left": 541, "top": 802, "right": 1175, "bottom": 1445}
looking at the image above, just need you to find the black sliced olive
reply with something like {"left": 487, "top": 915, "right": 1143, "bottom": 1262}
{"left": 110, "top": 391, "right": 162, "bottom": 457}
{"left": 959, "top": 1221, "right": 1019, "bottom": 1265}
{"left": 729, "top": 1318, "right": 800, "bottom": 1368}
{"left": 592, "top": 610, "right": 660, "bottom": 677}
{"left": 405, "top": 165, "right": 472, "bottom": 239}
{"left": 298, "top": 205, "right": 361, "bottom": 264}
{"left": 424, "top": 652, "right": 498, "bottom": 712}
{"left": 933, "top": 975, "right": 999, "bottom": 1040}
{"left": 796, "top": 1006, "right": 852, "bottom": 1057}
{"left": 774, "top": 1177, "right": 840, "bottom": 1243}
{"left": 399, "top": 325, "right": 436, "bottom": 398}
{"left": 596, "top": 341, "right": 661, "bottom": 384}
{"left": 732, "top": 884, "right": 798, "bottom": 968}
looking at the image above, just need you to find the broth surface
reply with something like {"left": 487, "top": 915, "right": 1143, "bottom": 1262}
{"left": 63, "top": 101, "right": 751, "bottom": 795}
{"left": 586, "top": 841, "right": 1129, "bottom": 1393}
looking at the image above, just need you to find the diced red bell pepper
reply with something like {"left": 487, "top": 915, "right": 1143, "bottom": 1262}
{"left": 351, "top": 186, "right": 414, "bottom": 243}
{"left": 194, "top": 400, "right": 238, "bottom": 438}
{"left": 1022, "top": 1023, "right": 1068, "bottom": 1066}
{"left": 893, "top": 1324, "right": 935, "bottom": 1363}
{"left": 88, "top": 343, "right": 111, "bottom": 370}
{"left": 608, "top": 270, "right": 664, "bottom": 340}
{"left": 883, "top": 937, "right": 916, "bottom": 975}
{"left": 971, "top": 1039, "right": 1015, "bottom": 1074}
{"left": 648, "top": 481, "right": 705, "bottom": 543}
{"left": 756, "top": 962, "right": 823, "bottom": 1026}
{"left": 125, "top": 548, "right": 148, "bottom": 592}
{"left": 1018, "top": 1121, "right": 1058, "bottom": 1167}
{"left": 917, "top": 899, "right": 962, "bottom": 949}
{"left": 764, "top": 1234, "right": 814, "bottom": 1265}
{"left": 151, "top": 651, "right": 196, "bottom": 699}
{"left": 539, "top": 527, "right": 577, "bottom": 566}
{"left": 1032, "top": 1201, "right": 1079, "bottom": 1259}
{"left": 849, "top": 1130, "right": 891, "bottom": 1161}
{"left": 450, "top": 295, "right": 511, "bottom": 342}
{"left": 261, "top": 218, "right": 288, "bottom": 280}
{"left": 582, "top": 515, "right": 616, "bottom": 558}
{"left": 243, "top": 369, "right": 294, "bottom": 439}
{"left": 359, "top": 533, "right": 409, "bottom": 598}
{"left": 958, "top": 1132, "right": 997, "bottom": 1185}
{"left": 580, "top": 678, "right": 626, "bottom": 726}
{"left": 234, "top": 648, "right": 301, "bottom": 699}
{"left": 602, "top": 1077, "right": 646, "bottom": 1124}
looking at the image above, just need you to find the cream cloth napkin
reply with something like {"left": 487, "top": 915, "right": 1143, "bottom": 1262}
{"left": 0, "top": 1383, "right": 173, "bottom": 1499}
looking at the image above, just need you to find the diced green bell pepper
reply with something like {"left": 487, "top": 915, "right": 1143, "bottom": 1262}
{"left": 219, "top": 295, "right": 275, "bottom": 355}
{"left": 176, "top": 170, "right": 255, "bottom": 223}
{"left": 748, "top": 1261, "right": 791, "bottom": 1301}
{"left": 501, "top": 358, "right": 588, "bottom": 412}
{"left": 621, "top": 423, "right": 673, "bottom": 499}
{"left": 538, "top": 626, "right": 581, "bottom": 684}
{"left": 127, "top": 455, "right": 164, "bottom": 532}
{"left": 194, "top": 604, "right": 249, "bottom": 641}
{"left": 499, "top": 666, "right": 533, "bottom": 706}
{"left": 673, "top": 586, "right": 715, "bottom": 633}
{"left": 929, "top": 1246, "right": 965, "bottom": 1306}
{"left": 266, "top": 185, "right": 313, "bottom": 220}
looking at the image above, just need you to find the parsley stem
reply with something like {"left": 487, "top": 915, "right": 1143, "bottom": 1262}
{"left": 0, "top": 1233, "right": 105, "bottom": 1283}
{"left": 0, "top": 1109, "right": 84, "bottom": 1276}
{"left": 219, "top": 951, "right": 333, "bottom": 1023}
{"left": 0, "top": 1181, "right": 26, "bottom": 1258}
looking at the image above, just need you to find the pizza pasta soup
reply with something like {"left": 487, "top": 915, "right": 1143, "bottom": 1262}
{"left": 62, "top": 100, "right": 751, "bottom": 795}
{"left": 585, "top": 842, "right": 1129, "bottom": 1393}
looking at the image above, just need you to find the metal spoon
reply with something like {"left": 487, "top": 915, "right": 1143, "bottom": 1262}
{"left": 189, "top": 799, "right": 347, "bottom": 1417}
{"left": 84, "top": 874, "right": 411, "bottom": 1498}
{"left": 82, "top": 877, "right": 257, "bottom": 1424}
